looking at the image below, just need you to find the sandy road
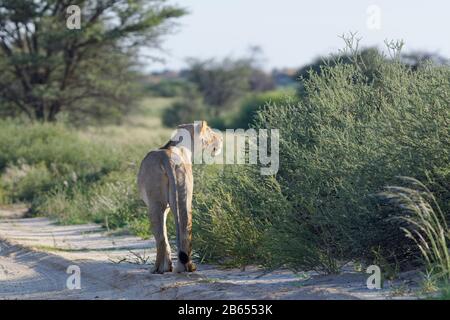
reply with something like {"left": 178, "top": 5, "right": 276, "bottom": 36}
{"left": 0, "top": 207, "right": 420, "bottom": 300}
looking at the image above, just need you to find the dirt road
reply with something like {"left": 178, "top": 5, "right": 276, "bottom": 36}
{"left": 0, "top": 206, "right": 420, "bottom": 300}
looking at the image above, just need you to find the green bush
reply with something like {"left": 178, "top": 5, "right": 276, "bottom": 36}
{"left": 89, "top": 171, "right": 147, "bottom": 233}
{"left": 254, "top": 50, "right": 450, "bottom": 271}
{"left": 192, "top": 165, "right": 290, "bottom": 268}
{"left": 0, "top": 120, "right": 159, "bottom": 238}
{"left": 148, "top": 79, "right": 195, "bottom": 98}
{"left": 381, "top": 177, "right": 450, "bottom": 281}
{"left": 39, "top": 184, "right": 92, "bottom": 224}
{"left": 162, "top": 95, "right": 210, "bottom": 127}
{"left": 0, "top": 120, "right": 125, "bottom": 218}
{"left": 2, "top": 43, "right": 448, "bottom": 278}
{"left": 226, "top": 90, "right": 296, "bottom": 129}
{"left": 37, "top": 165, "right": 151, "bottom": 236}
{"left": 0, "top": 120, "right": 120, "bottom": 175}
{"left": 1, "top": 162, "right": 53, "bottom": 202}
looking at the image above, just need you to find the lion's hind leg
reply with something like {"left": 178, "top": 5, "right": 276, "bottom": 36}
{"left": 148, "top": 200, "right": 172, "bottom": 274}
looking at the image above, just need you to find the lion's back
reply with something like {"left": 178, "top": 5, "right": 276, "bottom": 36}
{"left": 137, "top": 149, "right": 171, "bottom": 205}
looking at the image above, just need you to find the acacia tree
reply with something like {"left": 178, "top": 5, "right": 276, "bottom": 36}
{"left": 0, "top": 0, "right": 185, "bottom": 122}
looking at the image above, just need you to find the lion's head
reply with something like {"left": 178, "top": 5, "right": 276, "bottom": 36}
{"left": 168, "top": 121, "right": 223, "bottom": 158}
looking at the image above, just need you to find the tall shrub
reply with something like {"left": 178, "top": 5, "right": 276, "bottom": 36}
{"left": 254, "top": 47, "right": 450, "bottom": 271}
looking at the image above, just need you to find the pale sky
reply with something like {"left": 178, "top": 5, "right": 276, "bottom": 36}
{"left": 148, "top": 0, "right": 450, "bottom": 71}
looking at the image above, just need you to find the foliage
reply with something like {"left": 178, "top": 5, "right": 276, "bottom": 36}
{"left": 89, "top": 171, "right": 147, "bottom": 232}
{"left": 0, "top": 0, "right": 185, "bottom": 122}
{"left": 192, "top": 165, "right": 290, "bottom": 268}
{"left": 249, "top": 68, "right": 276, "bottom": 92}
{"left": 182, "top": 54, "right": 275, "bottom": 119}
{"left": 0, "top": 119, "right": 122, "bottom": 213}
{"left": 185, "top": 57, "right": 253, "bottom": 114}
{"left": 147, "top": 79, "right": 195, "bottom": 98}
{"left": 0, "top": 96, "right": 176, "bottom": 235}
{"left": 252, "top": 40, "right": 450, "bottom": 271}
{"left": 0, "top": 120, "right": 120, "bottom": 174}
{"left": 1, "top": 161, "right": 53, "bottom": 202}
{"left": 295, "top": 41, "right": 448, "bottom": 100}
{"left": 381, "top": 177, "right": 450, "bottom": 281}
{"left": 2, "top": 35, "right": 449, "bottom": 278}
{"left": 224, "top": 89, "right": 296, "bottom": 129}
{"left": 160, "top": 53, "right": 277, "bottom": 128}
{"left": 161, "top": 91, "right": 210, "bottom": 127}
{"left": 38, "top": 167, "right": 149, "bottom": 235}
{"left": 295, "top": 47, "right": 383, "bottom": 98}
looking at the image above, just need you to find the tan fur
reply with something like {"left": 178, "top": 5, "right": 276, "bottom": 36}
{"left": 137, "top": 121, "right": 222, "bottom": 273}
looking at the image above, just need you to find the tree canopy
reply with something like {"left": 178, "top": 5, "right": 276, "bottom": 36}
{"left": 0, "top": 0, "right": 185, "bottom": 122}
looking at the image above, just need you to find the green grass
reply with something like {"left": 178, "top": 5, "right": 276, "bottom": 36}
{"left": 0, "top": 97, "right": 175, "bottom": 237}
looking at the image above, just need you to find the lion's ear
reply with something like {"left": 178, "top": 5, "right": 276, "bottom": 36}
{"left": 200, "top": 121, "right": 208, "bottom": 135}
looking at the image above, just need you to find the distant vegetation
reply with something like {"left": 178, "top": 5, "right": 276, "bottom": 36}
{"left": 151, "top": 44, "right": 449, "bottom": 132}
{"left": 221, "top": 89, "right": 296, "bottom": 129}
{"left": 147, "top": 79, "right": 196, "bottom": 98}
{"left": 159, "top": 56, "right": 270, "bottom": 128}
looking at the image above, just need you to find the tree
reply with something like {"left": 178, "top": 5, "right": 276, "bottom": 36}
{"left": 249, "top": 68, "right": 275, "bottom": 92}
{"left": 0, "top": 0, "right": 185, "bottom": 122}
{"left": 401, "top": 51, "right": 448, "bottom": 70}
{"left": 183, "top": 52, "right": 277, "bottom": 117}
{"left": 161, "top": 89, "right": 208, "bottom": 127}
{"left": 184, "top": 57, "right": 253, "bottom": 115}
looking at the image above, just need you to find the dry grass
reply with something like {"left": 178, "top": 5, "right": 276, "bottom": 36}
{"left": 381, "top": 177, "right": 450, "bottom": 281}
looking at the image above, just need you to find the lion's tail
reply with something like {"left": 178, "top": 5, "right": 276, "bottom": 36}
{"left": 161, "top": 158, "right": 181, "bottom": 251}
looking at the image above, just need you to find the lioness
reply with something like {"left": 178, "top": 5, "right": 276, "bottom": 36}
{"left": 137, "top": 121, "right": 222, "bottom": 273}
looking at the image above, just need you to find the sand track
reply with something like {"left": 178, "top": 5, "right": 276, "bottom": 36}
{"left": 0, "top": 207, "right": 419, "bottom": 300}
